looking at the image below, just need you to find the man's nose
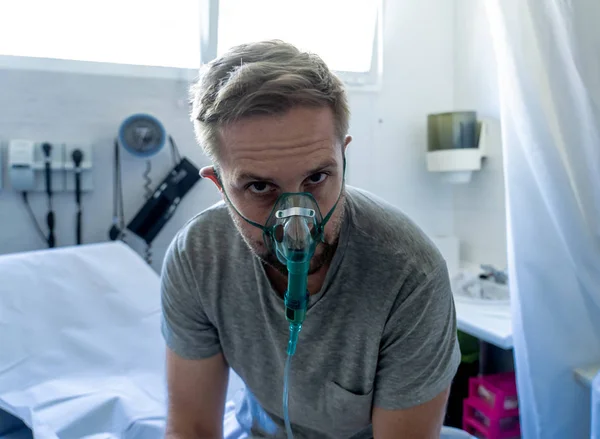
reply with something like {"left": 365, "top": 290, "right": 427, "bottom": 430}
{"left": 283, "top": 217, "right": 312, "bottom": 249}
{"left": 280, "top": 183, "right": 305, "bottom": 194}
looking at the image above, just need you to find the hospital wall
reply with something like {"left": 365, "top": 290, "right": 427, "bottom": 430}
{"left": 0, "top": 69, "right": 225, "bottom": 272}
{"left": 452, "top": 0, "right": 507, "bottom": 269}
{"left": 0, "top": 0, "right": 459, "bottom": 273}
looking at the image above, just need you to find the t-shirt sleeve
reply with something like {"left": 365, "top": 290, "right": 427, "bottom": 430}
{"left": 160, "top": 234, "right": 221, "bottom": 360}
{"left": 373, "top": 262, "right": 461, "bottom": 410}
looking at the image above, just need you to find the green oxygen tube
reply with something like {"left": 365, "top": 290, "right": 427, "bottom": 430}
{"left": 285, "top": 258, "right": 310, "bottom": 354}
{"left": 283, "top": 256, "right": 310, "bottom": 439}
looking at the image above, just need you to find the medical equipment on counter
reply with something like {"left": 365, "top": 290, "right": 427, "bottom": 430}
{"left": 451, "top": 266, "right": 509, "bottom": 304}
{"left": 216, "top": 159, "right": 346, "bottom": 438}
{"left": 109, "top": 113, "right": 201, "bottom": 264}
{"left": 479, "top": 264, "right": 508, "bottom": 285}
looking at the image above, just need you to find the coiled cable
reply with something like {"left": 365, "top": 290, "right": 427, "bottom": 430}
{"left": 143, "top": 159, "right": 153, "bottom": 265}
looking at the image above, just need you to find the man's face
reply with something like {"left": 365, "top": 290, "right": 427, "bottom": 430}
{"left": 212, "top": 106, "right": 350, "bottom": 275}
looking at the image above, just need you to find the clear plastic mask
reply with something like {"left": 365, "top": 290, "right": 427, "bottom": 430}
{"left": 263, "top": 193, "right": 324, "bottom": 266}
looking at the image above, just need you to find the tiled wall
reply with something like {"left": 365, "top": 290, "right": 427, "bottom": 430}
{"left": 453, "top": 0, "right": 507, "bottom": 268}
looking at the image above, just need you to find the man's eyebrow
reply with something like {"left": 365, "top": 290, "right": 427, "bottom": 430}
{"left": 234, "top": 171, "right": 274, "bottom": 183}
{"left": 234, "top": 159, "right": 338, "bottom": 182}
{"left": 303, "top": 159, "right": 338, "bottom": 177}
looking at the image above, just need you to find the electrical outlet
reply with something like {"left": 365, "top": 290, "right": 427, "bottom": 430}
{"left": 32, "top": 142, "right": 66, "bottom": 192}
{"left": 64, "top": 143, "right": 93, "bottom": 192}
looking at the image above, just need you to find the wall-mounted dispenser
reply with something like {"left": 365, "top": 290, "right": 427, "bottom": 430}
{"left": 426, "top": 111, "right": 487, "bottom": 184}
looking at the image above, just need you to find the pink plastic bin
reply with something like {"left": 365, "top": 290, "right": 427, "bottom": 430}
{"left": 463, "top": 397, "right": 520, "bottom": 439}
{"left": 462, "top": 372, "right": 520, "bottom": 439}
{"left": 469, "top": 372, "right": 518, "bottom": 412}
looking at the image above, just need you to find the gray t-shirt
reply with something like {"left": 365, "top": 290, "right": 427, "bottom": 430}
{"left": 161, "top": 186, "right": 461, "bottom": 439}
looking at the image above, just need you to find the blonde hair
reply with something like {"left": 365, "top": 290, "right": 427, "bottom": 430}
{"left": 189, "top": 40, "right": 350, "bottom": 161}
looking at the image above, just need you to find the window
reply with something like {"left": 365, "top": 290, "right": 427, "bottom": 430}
{"left": 0, "top": 0, "right": 200, "bottom": 69}
{"left": 0, "top": 0, "right": 380, "bottom": 85}
{"left": 216, "top": 0, "right": 379, "bottom": 75}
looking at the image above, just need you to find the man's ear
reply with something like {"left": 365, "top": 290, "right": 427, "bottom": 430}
{"left": 343, "top": 135, "right": 352, "bottom": 153}
{"left": 200, "top": 166, "right": 223, "bottom": 191}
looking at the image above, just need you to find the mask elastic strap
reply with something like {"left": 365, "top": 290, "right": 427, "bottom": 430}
{"left": 215, "top": 171, "right": 266, "bottom": 231}
{"left": 314, "top": 156, "right": 346, "bottom": 240}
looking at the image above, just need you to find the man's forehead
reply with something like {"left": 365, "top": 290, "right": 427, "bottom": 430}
{"left": 219, "top": 108, "right": 336, "bottom": 155}
{"left": 221, "top": 106, "right": 336, "bottom": 139}
{"left": 216, "top": 106, "right": 340, "bottom": 181}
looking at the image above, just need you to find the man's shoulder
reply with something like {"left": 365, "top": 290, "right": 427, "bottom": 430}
{"left": 345, "top": 186, "right": 445, "bottom": 273}
{"left": 169, "top": 200, "right": 241, "bottom": 265}
{"left": 182, "top": 199, "right": 231, "bottom": 232}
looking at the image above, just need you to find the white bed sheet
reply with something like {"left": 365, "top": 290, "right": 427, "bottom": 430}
{"left": 0, "top": 242, "right": 248, "bottom": 439}
{"left": 0, "top": 242, "right": 168, "bottom": 438}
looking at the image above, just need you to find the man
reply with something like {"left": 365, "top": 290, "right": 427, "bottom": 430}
{"left": 161, "top": 40, "right": 460, "bottom": 439}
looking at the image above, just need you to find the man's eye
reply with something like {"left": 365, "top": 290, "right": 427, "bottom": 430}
{"left": 248, "top": 182, "right": 271, "bottom": 194}
{"left": 307, "top": 173, "right": 328, "bottom": 185}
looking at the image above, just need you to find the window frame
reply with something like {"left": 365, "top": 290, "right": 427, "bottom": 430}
{"left": 201, "top": 0, "right": 383, "bottom": 91}
{"left": 0, "top": 54, "right": 198, "bottom": 81}
{"left": 0, "top": 0, "right": 382, "bottom": 90}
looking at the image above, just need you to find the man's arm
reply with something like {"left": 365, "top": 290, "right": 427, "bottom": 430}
{"left": 372, "top": 387, "right": 450, "bottom": 439}
{"left": 165, "top": 347, "right": 229, "bottom": 439}
{"left": 371, "top": 261, "right": 460, "bottom": 438}
{"left": 161, "top": 233, "right": 227, "bottom": 437}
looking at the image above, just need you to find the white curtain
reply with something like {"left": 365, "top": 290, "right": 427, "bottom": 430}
{"left": 485, "top": 1, "right": 600, "bottom": 438}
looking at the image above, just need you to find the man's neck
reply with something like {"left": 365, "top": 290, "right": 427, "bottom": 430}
{"left": 265, "top": 262, "right": 330, "bottom": 297}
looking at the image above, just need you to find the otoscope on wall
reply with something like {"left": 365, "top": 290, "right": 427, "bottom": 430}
{"left": 10, "top": 139, "right": 91, "bottom": 249}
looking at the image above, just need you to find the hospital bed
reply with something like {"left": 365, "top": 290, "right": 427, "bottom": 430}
{"left": 0, "top": 242, "right": 480, "bottom": 439}
{"left": 0, "top": 242, "right": 244, "bottom": 439}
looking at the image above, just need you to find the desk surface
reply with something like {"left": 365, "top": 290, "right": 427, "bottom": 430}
{"left": 454, "top": 297, "right": 513, "bottom": 349}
